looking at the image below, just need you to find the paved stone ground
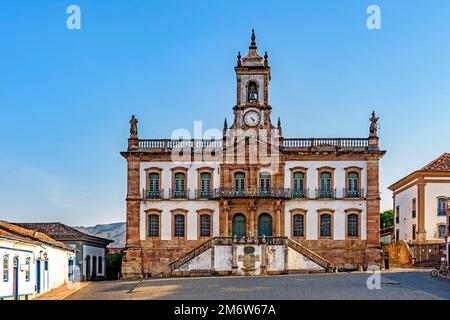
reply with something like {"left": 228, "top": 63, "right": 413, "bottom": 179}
{"left": 67, "top": 271, "right": 450, "bottom": 300}
{"left": 34, "top": 282, "right": 90, "bottom": 300}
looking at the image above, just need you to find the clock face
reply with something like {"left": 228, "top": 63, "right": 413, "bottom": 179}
{"left": 244, "top": 111, "right": 260, "bottom": 127}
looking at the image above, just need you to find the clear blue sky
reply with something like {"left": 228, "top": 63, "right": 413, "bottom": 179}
{"left": 1, "top": 1, "right": 450, "bottom": 226}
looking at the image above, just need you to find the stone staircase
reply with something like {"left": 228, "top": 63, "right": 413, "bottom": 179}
{"left": 159, "top": 236, "right": 332, "bottom": 277}
{"left": 286, "top": 238, "right": 332, "bottom": 271}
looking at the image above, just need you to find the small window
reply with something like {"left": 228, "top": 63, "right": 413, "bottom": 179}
{"left": 199, "top": 214, "right": 211, "bottom": 238}
{"left": 98, "top": 257, "right": 103, "bottom": 274}
{"left": 320, "top": 172, "right": 332, "bottom": 198}
{"left": 148, "top": 173, "right": 160, "bottom": 198}
{"left": 25, "top": 257, "right": 31, "bottom": 282}
{"left": 412, "top": 198, "right": 416, "bottom": 218}
{"left": 259, "top": 173, "right": 270, "bottom": 193}
{"left": 174, "top": 173, "right": 186, "bottom": 198}
{"left": 292, "top": 172, "right": 305, "bottom": 197}
{"left": 347, "top": 172, "right": 359, "bottom": 197}
{"left": 200, "top": 172, "right": 212, "bottom": 197}
{"left": 320, "top": 214, "right": 332, "bottom": 237}
{"left": 148, "top": 214, "right": 160, "bottom": 238}
{"left": 395, "top": 229, "right": 400, "bottom": 241}
{"left": 292, "top": 214, "right": 304, "bottom": 237}
{"left": 347, "top": 214, "right": 359, "bottom": 238}
{"left": 412, "top": 224, "right": 416, "bottom": 240}
{"left": 3, "top": 254, "right": 9, "bottom": 282}
{"left": 438, "top": 198, "right": 447, "bottom": 216}
{"left": 174, "top": 214, "right": 185, "bottom": 238}
{"left": 235, "top": 173, "right": 245, "bottom": 191}
{"left": 396, "top": 206, "right": 400, "bottom": 224}
{"left": 438, "top": 224, "right": 446, "bottom": 238}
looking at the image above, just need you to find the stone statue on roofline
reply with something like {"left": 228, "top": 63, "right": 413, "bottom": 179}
{"left": 130, "top": 115, "right": 138, "bottom": 137}
{"left": 369, "top": 111, "right": 379, "bottom": 138}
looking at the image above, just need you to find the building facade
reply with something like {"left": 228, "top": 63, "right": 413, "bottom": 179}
{"left": 17, "top": 223, "right": 113, "bottom": 281}
{"left": 121, "top": 31, "right": 386, "bottom": 278}
{"left": 388, "top": 153, "right": 450, "bottom": 245}
{"left": 0, "top": 221, "right": 76, "bottom": 300}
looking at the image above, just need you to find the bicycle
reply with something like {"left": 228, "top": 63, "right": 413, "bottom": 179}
{"left": 430, "top": 263, "right": 448, "bottom": 277}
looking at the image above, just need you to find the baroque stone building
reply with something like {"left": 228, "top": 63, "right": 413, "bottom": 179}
{"left": 121, "top": 31, "right": 386, "bottom": 278}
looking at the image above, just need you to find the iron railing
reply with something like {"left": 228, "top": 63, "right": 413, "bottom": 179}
{"left": 142, "top": 187, "right": 366, "bottom": 200}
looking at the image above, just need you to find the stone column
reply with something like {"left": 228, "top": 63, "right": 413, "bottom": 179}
{"left": 366, "top": 159, "right": 381, "bottom": 247}
{"left": 274, "top": 201, "right": 282, "bottom": 236}
{"left": 122, "top": 153, "right": 143, "bottom": 279}
{"left": 417, "top": 177, "right": 427, "bottom": 243}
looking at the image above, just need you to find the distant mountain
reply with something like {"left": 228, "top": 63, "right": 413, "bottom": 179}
{"left": 73, "top": 222, "right": 126, "bottom": 248}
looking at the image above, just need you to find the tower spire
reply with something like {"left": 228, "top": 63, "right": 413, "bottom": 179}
{"left": 250, "top": 29, "right": 256, "bottom": 48}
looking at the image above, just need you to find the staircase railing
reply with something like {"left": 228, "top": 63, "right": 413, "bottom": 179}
{"left": 286, "top": 238, "right": 332, "bottom": 271}
{"left": 167, "top": 238, "right": 215, "bottom": 272}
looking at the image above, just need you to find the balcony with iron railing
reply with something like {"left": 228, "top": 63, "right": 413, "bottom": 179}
{"left": 343, "top": 188, "right": 365, "bottom": 199}
{"left": 143, "top": 187, "right": 365, "bottom": 200}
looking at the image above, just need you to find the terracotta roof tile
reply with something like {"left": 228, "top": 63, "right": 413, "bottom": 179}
{"left": 419, "top": 153, "right": 450, "bottom": 172}
{"left": 0, "top": 221, "right": 72, "bottom": 250}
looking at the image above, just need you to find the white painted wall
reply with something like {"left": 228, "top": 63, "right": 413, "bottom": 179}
{"left": 394, "top": 179, "right": 449, "bottom": 242}
{"left": 424, "top": 183, "right": 449, "bottom": 240}
{"left": 0, "top": 238, "right": 75, "bottom": 299}
{"left": 173, "top": 244, "right": 324, "bottom": 274}
{"left": 140, "top": 201, "right": 220, "bottom": 240}
{"left": 83, "top": 245, "right": 106, "bottom": 276}
{"left": 394, "top": 183, "right": 418, "bottom": 241}
{"left": 287, "top": 247, "right": 324, "bottom": 270}
{"left": 284, "top": 200, "right": 367, "bottom": 240}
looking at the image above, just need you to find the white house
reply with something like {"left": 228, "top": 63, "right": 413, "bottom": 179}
{"left": 16, "top": 223, "right": 113, "bottom": 281}
{"left": 0, "top": 221, "right": 76, "bottom": 300}
{"left": 388, "top": 153, "right": 450, "bottom": 245}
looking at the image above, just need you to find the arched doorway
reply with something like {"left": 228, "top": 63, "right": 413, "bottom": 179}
{"left": 92, "top": 256, "right": 97, "bottom": 281}
{"left": 85, "top": 255, "right": 90, "bottom": 281}
{"left": 258, "top": 213, "right": 273, "bottom": 237}
{"left": 232, "top": 214, "right": 246, "bottom": 237}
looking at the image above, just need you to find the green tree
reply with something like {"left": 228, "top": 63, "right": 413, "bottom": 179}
{"left": 380, "top": 209, "right": 393, "bottom": 229}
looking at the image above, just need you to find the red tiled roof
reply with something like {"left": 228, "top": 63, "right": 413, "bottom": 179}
{"left": 420, "top": 153, "right": 450, "bottom": 172}
{"left": 16, "top": 222, "right": 113, "bottom": 244}
{"left": 0, "top": 221, "right": 73, "bottom": 250}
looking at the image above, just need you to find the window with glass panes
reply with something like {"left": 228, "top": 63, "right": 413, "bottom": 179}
{"left": 347, "top": 172, "right": 359, "bottom": 196}
{"left": 292, "top": 214, "right": 304, "bottom": 237}
{"left": 293, "top": 172, "right": 304, "bottom": 196}
{"left": 438, "top": 224, "right": 446, "bottom": 238}
{"left": 320, "top": 214, "right": 332, "bottom": 237}
{"left": 25, "top": 257, "right": 30, "bottom": 281}
{"left": 148, "top": 173, "right": 160, "bottom": 197}
{"left": 174, "top": 173, "right": 186, "bottom": 197}
{"left": 174, "top": 214, "right": 185, "bottom": 237}
{"left": 148, "top": 214, "right": 159, "bottom": 237}
{"left": 347, "top": 214, "right": 358, "bottom": 237}
{"left": 200, "top": 172, "right": 212, "bottom": 197}
{"left": 235, "top": 173, "right": 245, "bottom": 191}
{"left": 259, "top": 173, "right": 270, "bottom": 193}
{"left": 320, "top": 172, "right": 332, "bottom": 197}
{"left": 438, "top": 198, "right": 446, "bottom": 216}
{"left": 199, "top": 214, "right": 211, "bottom": 237}
{"left": 3, "top": 254, "right": 8, "bottom": 282}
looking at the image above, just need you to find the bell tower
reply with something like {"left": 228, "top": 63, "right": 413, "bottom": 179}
{"left": 232, "top": 30, "right": 273, "bottom": 130}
